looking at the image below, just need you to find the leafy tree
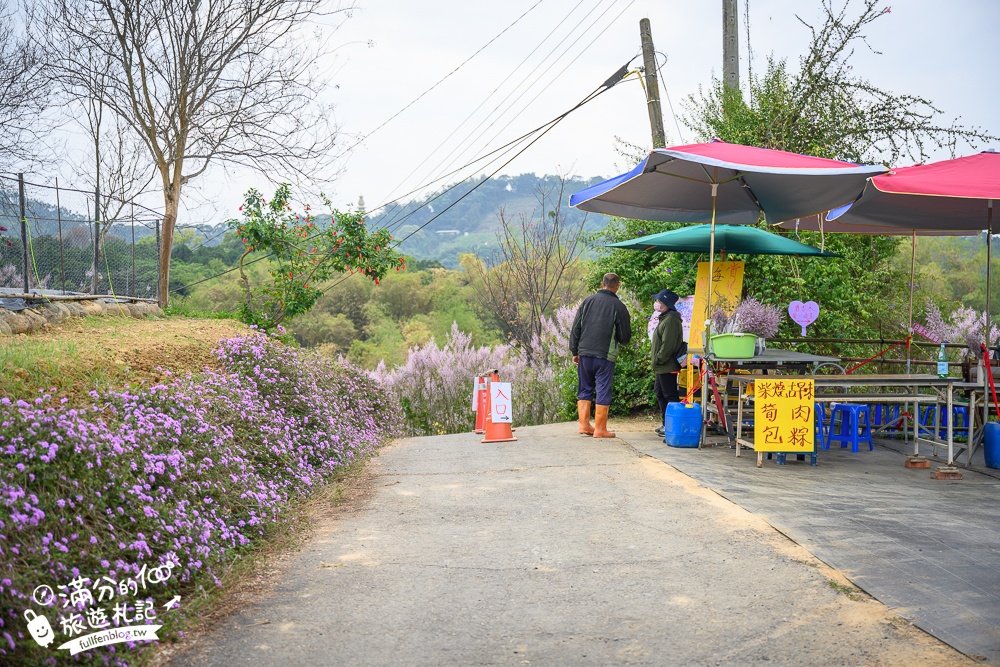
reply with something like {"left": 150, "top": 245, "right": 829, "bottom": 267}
{"left": 685, "top": 1, "right": 995, "bottom": 166}
{"left": 43, "top": 0, "right": 349, "bottom": 307}
{"left": 231, "top": 184, "right": 402, "bottom": 329}
{"left": 471, "top": 177, "right": 589, "bottom": 360}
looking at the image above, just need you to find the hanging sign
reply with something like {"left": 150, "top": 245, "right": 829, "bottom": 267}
{"left": 676, "top": 295, "right": 695, "bottom": 343}
{"left": 691, "top": 261, "right": 744, "bottom": 350}
{"left": 912, "top": 323, "right": 942, "bottom": 344}
{"left": 788, "top": 300, "right": 820, "bottom": 336}
{"left": 490, "top": 382, "right": 513, "bottom": 423}
{"left": 754, "top": 379, "right": 815, "bottom": 453}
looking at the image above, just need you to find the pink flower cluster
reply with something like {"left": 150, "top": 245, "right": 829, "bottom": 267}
{"left": 0, "top": 332, "right": 397, "bottom": 665}
{"left": 373, "top": 308, "right": 578, "bottom": 435}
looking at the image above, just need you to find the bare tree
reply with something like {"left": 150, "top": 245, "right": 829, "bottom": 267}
{"left": 70, "top": 52, "right": 154, "bottom": 293}
{"left": 42, "top": 0, "right": 351, "bottom": 306}
{"left": 0, "top": 0, "right": 50, "bottom": 168}
{"left": 473, "top": 177, "right": 588, "bottom": 360}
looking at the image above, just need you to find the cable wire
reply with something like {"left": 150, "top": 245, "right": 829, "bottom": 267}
{"left": 319, "top": 64, "right": 634, "bottom": 297}
{"left": 376, "top": 0, "right": 603, "bottom": 227}
{"left": 332, "top": 0, "right": 548, "bottom": 164}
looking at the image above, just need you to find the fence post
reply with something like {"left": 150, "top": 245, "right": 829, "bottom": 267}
{"left": 17, "top": 173, "right": 28, "bottom": 293}
{"left": 56, "top": 178, "right": 66, "bottom": 293}
{"left": 131, "top": 203, "right": 136, "bottom": 297}
{"left": 93, "top": 188, "right": 100, "bottom": 295}
{"left": 155, "top": 217, "right": 161, "bottom": 303}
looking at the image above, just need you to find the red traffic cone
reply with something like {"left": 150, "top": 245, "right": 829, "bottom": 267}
{"left": 473, "top": 376, "right": 487, "bottom": 434}
{"left": 481, "top": 373, "right": 516, "bottom": 443}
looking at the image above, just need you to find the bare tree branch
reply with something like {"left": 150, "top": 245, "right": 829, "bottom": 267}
{"left": 41, "top": 0, "right": 353, "bottom": 306}
{"left": 0, "top": 0, "right": 51, "bottom": 169}
{"left": 473, "top": 176, "right": 588, "bottom": 360}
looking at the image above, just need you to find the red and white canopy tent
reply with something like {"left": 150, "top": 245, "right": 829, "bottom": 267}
{"left": 786, "top": 150, "right": 1000, "bottom": 352}
{"left": 570, "top": 140, "right": 887, "bottom": 323}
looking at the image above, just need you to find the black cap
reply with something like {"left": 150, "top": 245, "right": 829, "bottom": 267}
{"left": 653, "top": 289, "right": 679, "bottom": 309}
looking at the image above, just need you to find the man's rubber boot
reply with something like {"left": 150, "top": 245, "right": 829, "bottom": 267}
{"left": 593, "top": 404, "right": 616, "bottom": 438}
{"left": 578, "top": 400, "right": 595, "bottom": 436}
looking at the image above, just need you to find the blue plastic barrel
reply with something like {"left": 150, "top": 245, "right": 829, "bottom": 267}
{"left": 664, "top": 402, "right": 702, "bottom": 448}
{"left": 985, "top": 422, "right": 1000, "bottom": 469}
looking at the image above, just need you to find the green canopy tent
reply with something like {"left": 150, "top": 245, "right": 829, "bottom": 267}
{"left": 608, "top": 223, "right": 841, "bottom": 257}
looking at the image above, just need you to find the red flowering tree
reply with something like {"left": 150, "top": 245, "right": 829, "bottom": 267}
{"left": 230, "top": 184, "right": 404, "bottom": 329}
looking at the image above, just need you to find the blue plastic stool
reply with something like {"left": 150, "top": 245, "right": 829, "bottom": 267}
{"left": 766, "top": 451, "right": 818, "bottom": 466}
{"left": 815, "top": 402, "right": 828, "bottom": 449}
{"left": 873, "top": 404, "right": 901, "bottom": 432}
{"left": 951, "top": 406, "right": 969, "bottom": 438}
{"left": 917, "top": 405, "right": 938, "bottom": 438}
{"left": 921, "top": 405, "right": 970, "bottom": 439}
{"left": 827, "top": 404, "right": 874, "bottom": 453}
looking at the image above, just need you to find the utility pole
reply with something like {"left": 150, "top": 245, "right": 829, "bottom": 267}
{"left": 722, "top": 0, "right": 740, "bottom": 93}
{"left": 639, "top": 18, "right": 666, "bottom": 149}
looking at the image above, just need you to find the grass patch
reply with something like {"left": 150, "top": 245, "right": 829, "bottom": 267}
{"left": 0, "top": 315, "right": 247, "bottom": 403}
{"left": 0, "top": 336, "right": 113, "bottom": 399}
{"left": 827, "top": 578, "right": 864, "bottom": 601}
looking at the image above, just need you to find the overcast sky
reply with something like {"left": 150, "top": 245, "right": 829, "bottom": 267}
{"left": 199, "top": 0, "right": 999, "bottom": 224}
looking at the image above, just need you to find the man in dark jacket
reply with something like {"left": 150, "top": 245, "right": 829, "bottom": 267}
{"left": 651, "top": 289, "right": 684, "bottom": 436}
{"left": 569, "top": 273, "right": 632, "bottom": 438}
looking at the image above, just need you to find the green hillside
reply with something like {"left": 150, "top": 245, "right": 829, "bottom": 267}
{"left": 366, "top": 173, "right": 609, "bottom": 267}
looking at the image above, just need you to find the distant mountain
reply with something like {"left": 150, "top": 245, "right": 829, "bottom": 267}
{"left": 365, "top": 173, "right": 609, "bottom": 268}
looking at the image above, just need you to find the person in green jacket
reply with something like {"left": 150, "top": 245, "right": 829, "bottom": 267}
{"left": 651, "top": 289, "right": 684, "bottom": 436}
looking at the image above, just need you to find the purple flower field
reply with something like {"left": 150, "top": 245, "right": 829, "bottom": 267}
{"left": 0, "top": 332, "right": 398, "bottom": 665}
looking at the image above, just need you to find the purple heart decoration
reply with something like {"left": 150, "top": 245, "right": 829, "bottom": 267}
{"left": 788, "top": 301, "right": 820, "bottom": 336}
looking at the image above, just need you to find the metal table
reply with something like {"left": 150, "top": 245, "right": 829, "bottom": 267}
{"left": 728, "top": 374, "right": 960, "bottom": 465}
{"left": 698, "top": 349, "right": 843, "bottom": 446}
{"left": 952, "top": 380, "right": 989, "bottom": 466}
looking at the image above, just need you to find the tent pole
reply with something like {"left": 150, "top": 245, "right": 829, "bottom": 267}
{"left": 701, "top": 182, "right": 719, "bottom": 448}
{"left": 984, "top": 200, "right": 994, "bottom": 435}
{"left": 707, "top": 182, "right": 719, "bottom": 328}
{"left": 907, "top": 230, "right": 915, "bottom": 375}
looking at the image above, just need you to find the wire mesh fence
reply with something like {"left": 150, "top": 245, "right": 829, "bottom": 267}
{"left": 0, "top": 173, "right": 161, "bottom": 300}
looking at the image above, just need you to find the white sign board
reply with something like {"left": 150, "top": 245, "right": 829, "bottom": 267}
{"left": 676, "top": 295, "right": 695, "bottom": 343}
{"left": 490, "top": 382, "right": 513, "bottom": 423}
{"left": 472, "top": 377, "right": 486, "bottom": 411}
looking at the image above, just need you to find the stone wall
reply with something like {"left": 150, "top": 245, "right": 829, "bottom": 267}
{"left": 0, "top": 300, "right": 164, "bottom": 335}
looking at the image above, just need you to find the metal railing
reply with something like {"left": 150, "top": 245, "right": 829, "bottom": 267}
{"left": 0, "top": 173, "right": 163, "bottom": 300}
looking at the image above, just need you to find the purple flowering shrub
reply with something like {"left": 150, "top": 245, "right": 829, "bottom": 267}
{"left": 374, "top": 309, "right": 577, "bottom": 435}
{"left": 924, "top": 299, "right": 1000, "bottom": 358}
{"left": 0, "top": 332, "right": 397, "bottom": 665}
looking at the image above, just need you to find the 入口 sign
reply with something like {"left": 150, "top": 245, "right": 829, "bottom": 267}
{"left": 490, "top": 382, "right": 513, "bottom": 423}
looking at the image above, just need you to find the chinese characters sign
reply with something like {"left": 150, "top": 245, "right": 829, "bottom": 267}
{"left": 753, "top": 379, "right": 815, "bottom": 453}
{"left": 691, "top": 261, "right": 744, "bottom": 349}
{"left": 788, "top": 300, "right": 820, "bottom": 336}
{"left": 23, "top": 560, "right": 179, "bottom": 656}
{"left": 490, "top": 382, "right": 513, "bottom": 423}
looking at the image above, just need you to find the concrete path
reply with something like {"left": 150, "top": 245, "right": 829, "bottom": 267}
{"left": 617, "top": 429, "right": 1000, "bottom": 665}
{"left": 171, "top": 423, "right": 972, "bottom": 666}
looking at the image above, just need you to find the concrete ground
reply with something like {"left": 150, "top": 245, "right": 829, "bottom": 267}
{"left": 170, "top": 423, "right": 978, "bottom": 667}
{"left": 617, "top": 427, "right": 1000, "bottom": 665}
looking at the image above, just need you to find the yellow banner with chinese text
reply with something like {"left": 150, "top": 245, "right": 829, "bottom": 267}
{"left": 690, "top": 261, "right": 744, "bottom": 350}
{"left": 753, "top": 379, "right": 815, "bottom": 452}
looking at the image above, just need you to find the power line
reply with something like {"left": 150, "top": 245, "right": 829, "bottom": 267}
{"left": 374, "top": 0, "right": 597, "bottom": 227}
{"left": 319, "top": 64, "right": 634, "bottom": 297}
{"left": 377, "top": 0, "right": 637, "bottom": 236}
{"left": 331, "top": 0, "right": 548, "bottom": 165}
{"left": 655, "top": 50, "right": 686, "bottom": 145}
{"left": 432, "top": 0, "right": 633, "bottom": 186}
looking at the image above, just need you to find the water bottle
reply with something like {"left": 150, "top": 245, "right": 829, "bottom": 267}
{"left": 937, "top": 342, "right": 948, "bottom": 379}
